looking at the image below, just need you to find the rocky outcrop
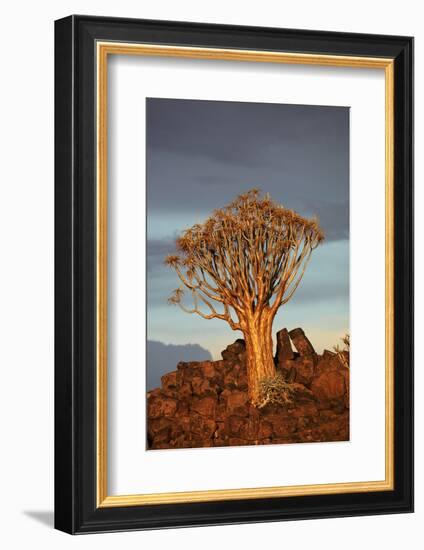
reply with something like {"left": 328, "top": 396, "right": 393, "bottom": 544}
{"left": 147, "top": 329, "right": 349, "bottom": 450}
{"left": 275, "top": 328, "right": 295, "bottom": 370}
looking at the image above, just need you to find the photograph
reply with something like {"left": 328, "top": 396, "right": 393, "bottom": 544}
{"left": 146, "top": 98, "right": 350, "bottom": 450}
{"left": 0, "top": 0, "right": 418, "bottom": 544}
{"left": 51, "top": 13, "right": 413, "bottom": 534}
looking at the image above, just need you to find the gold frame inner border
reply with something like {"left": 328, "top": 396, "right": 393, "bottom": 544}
{"left": 96, "top": 41, "right": 395, "bottom": 508}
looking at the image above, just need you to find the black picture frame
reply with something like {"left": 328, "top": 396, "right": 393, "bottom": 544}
{"left": 55, "top": 14, "right": 414, "bottom": 534}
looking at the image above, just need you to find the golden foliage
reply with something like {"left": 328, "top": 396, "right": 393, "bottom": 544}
{"left": 165, "top": 189, "right": 324, "bottom": 330}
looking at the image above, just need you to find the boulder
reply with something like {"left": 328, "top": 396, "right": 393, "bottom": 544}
{"left": 225, "top": 389, "right": 249, "bottom": 415}
{"left": 161, "top": 371, "right": 178, "bottom": 397}
{"left": 147, "top": 395, "right": 178, "bottom": 418}
{"left": 258, "top": 419, "right": 273, "bottom": 439}
{"left": 191, "top": 376, "right": 217, "bottom": 397}
{"left": 238, "top": 417, "right": 260, "bottom": 441}
{"left": 190, "top": 414, "right": 216, "bottom": 438}
{"left": 228, "top": 437, "right": 249, "bottom": 447}
{"left": 190, "top": 395, "right": 217, "bottom": 417}
{"left": 147, "top": 417, "right": 174, "bottom": 437}
{"left": 201, "top": 361, "right": 224, "bottom": 382}
{"left": 289, "top": 328, "right": 316, "bottom": 358}
{"left": 266, "top": 414, "right": 297, "bottom": 438}
{"left": 176, "top": 382, "right": 192, "bottom": 400}
{"left": 221, "top": 339, "right": 246, "bottom": 362}
{"left": 311, "top": 370, "right": 347, "bottom": 401}
{"left": 284, "top": 357, "right": 315, "bottom": 386}
{"left": 313, "top": 351, "right": 349, "bottom": 406}
{"left": 275, "top": 328, "right": 295, "bottom": 371}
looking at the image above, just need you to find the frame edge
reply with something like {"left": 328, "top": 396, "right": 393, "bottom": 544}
{"left": 54, "top": 14, "right": 77, "bottom": 535}
{"left": 54, "top": 15, "right": 414, "bottom": 533}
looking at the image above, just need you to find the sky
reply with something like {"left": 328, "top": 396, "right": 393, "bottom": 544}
{"left": 146, "top": 98, "right": 349, "bottom": 360}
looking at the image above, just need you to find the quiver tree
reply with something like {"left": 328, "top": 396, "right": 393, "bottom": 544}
{"left": 165, "top": 189, "right": 324, "bottom": 405}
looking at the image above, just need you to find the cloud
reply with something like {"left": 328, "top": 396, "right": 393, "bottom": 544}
{"left": 147, "top": 98, "right": 348, "bottom": 168}
{"left": 146, "top": 98, "right": 349, "bottom": 242}
{"left": 301, "top": 200, "right": 349, "bottom": 241}
{"left": 147, "top": 238, "right": 175, "bottom": 272}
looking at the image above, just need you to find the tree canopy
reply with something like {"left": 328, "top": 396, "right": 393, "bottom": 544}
{"left": 165, "top": 189, "right": 324, "bottom": 331}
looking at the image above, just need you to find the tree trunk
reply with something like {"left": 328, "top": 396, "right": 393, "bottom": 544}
{"left": 243, "top": 312, "right": 276, "bottom": 405}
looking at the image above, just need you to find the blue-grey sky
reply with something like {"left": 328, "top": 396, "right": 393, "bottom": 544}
{"left": 146, "top": 98, "right": 349, "bottom": 359}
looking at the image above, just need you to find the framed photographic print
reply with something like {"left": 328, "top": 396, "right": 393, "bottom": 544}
{"left": 54, "top": 15, "right": 413, "bottom": 533}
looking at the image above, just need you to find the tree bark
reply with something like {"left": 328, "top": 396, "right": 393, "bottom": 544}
{"left": 243, "top": 312, "right": 276, "bottom": 405}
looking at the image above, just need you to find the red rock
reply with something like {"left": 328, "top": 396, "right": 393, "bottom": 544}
{"left": 190, "top": 414, "right": 216, "bottom": 438}
{"left": 271, "top": 438, "right": 292, "bottom": 444}
{"left": 146, "top": 328, "right": 349, "bottom": 450}
{"left": 169, "top": 434, "right": 189, "bottom": 448}
{"left": 285, "top": 357, "right": 315, "bottom": 386}
{"left": 221, "top": 340, "right": 246, "bottom": 363}
{"left": 236, "top": 370, "right": 248, "bottom": 390}
{"left": 289, "top": 402, "right": 318, "bottom": 418}
{"left": 258, "top": 420, "right": 273, "bottom": 439}
{"left": 227, "top": 415, "right": 245, "bottom": 436}
{"left": 175, "top": 415, "right": 190, "bottom": 434}
{"left": 202, "top": 361, "right": 223, "bottom": 382}
{"left": 289, "top": 328, "right": 316, "bottom": 357}
{"left": 148, "top": 417, "right": 174, "bottom": 436}
{"left": 151, "top": 429, "right": 171, "bottom": 445}
{"left": 341, "top": 366, "right": 350, "bottom": 408}
{"left": 191, "top": 396, "right": 217, "bottom": 417}
{"left": 311, "top": 370, "right": 346, "bottom": 402}
{"left": 213, "top": 421, "right": 226, "bottom": 440}
{"left": 147, "top": 395, "right": 177, "bottom": 418}
{"left": 189, "top": 435, "right": 214, "bottom": 448}
{"left": 177, "top": 382, "right": 192, "bottom": 399}
{"left": 215, "top": 402, "right": 227, "bottom": 421}
{"left": 175, "top": 399, "right": 190, "bottom": 416}
{"left": 310, "top": 351, "right": 349, "bottom": 407}
{"left": 213, "top": 439, "right": 229, "bottom": 447}
{"left": 239, "top": 417, "right": 259, "bottom": 440}
{"left": 266, "top": 414, "right": 297, "bottom": 437}
{"left": 225, "top": 390, "right": 249, "bottom": 414}
{"left": 177, "top": 363, "right": 206, "bottom": 387}
{"left": 293, "top": 384, "right": 315, "bottom": 402}
{"left": 151, "top": 440, "right": 172, "bottom": 449}
{"left": 247, "top": 403, "right": 261, "bottom": 420}
{"left": 191, "top": 376, "right": 217, "bottom": 397}
{"left": 225, "top": 416, "right": 259, "bottom": 441}
{"left": 344, "top": 391, "right": 350, "bottom": 410}
{"left": 297, "top": 417, "right": 310, "bottom": 430}
{"left": 161, "top": 371, "right": 178, "bottom": 397}
{"left": 275, "top": 328, "right": 295, "bottom": 370}
{"left": 224, "top": 369, "right": 238, "bottom": 388}
{"left": 314, "top": 353, "right": 342, "bottom": 375}
{"left": 147, "top": 387, "right": 162, "bottom": 399}
{"left": 318, "top": 409, "right": 338, "bottom": 423}
{"left": 228, "top": 437, "right": 249, "bottom": 446}
{"left": 322, "top": 349, "right": 336, "bottom": 361}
